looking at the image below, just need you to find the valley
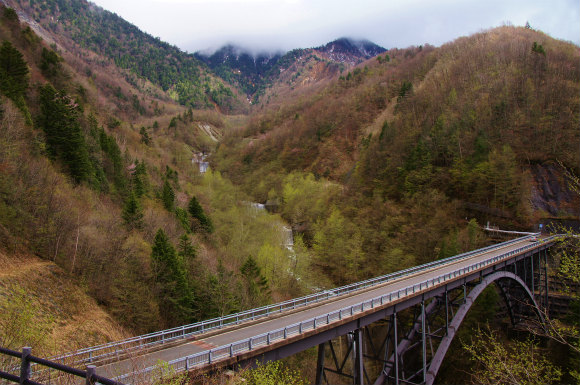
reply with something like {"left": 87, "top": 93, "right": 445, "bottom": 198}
{"left": 0, "top": 0, "right": 578, "bottom": 384}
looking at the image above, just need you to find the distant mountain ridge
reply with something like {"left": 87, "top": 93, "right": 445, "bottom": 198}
{"left": 194, "top": 45, "right": 284, "bottom": 97}
{"left": 196, "top": 38, "right": 386, "bottom": 101}
{"left": 314, "top": 38, "right": 386, "bottom": 65}
{"left": 3, "top": 0, "right": 387, "bottom": 109}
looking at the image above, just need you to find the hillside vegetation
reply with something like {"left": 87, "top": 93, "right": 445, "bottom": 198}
{"left": 0, "top": 4, "right": 302, "bottom": 353}
{"left": 0, "top": 1, "right": 578, "bottom": 381}
{"left": 214, "top": 26, "right": 579, "bottom": 284}
{"left": 2, "top": 0, "right": 246, "bottom": 113}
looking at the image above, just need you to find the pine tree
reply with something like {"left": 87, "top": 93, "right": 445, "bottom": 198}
{"left": 0, "top": 41, "right": 29, "bottom": 111}
{"left": 177, "top": 234, "right": 196, "bottom": 259}
{"left": 121, "top": 192, "right": 144, "bottom": 230}
{"left": 161, "top": 180, "right": 175, "bottom": 211}
{"left": 38, "top": 84, "right": 92, "bottom": 183}
{"left": 133, "top": 160, "right": 147, "bottom": 197}
{"left": 151, "top": 229, "right": 194, "bottom": 325}
{"left": 188, "top": 195, "right": 213, "bottom": 233}
{"left": 240, "top": 255, "right": 270, "bottom": 307}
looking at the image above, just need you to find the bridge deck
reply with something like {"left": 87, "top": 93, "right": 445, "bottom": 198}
{"left": 95, "top": 237, "right": 543, "bottom": 380}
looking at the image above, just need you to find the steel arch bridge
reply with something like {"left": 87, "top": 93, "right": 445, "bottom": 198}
{"left": 315, "top": 244, "right": 551, "bottom": 385}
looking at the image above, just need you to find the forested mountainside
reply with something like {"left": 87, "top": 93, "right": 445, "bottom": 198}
{"left": 0, "top": 4, "right": 303, "bottom": 354}
{"left": 214, "top": 26, "right": 579, "bottom": 284}
{"left": 1, "top": 0, "right": 247, "bottom": 113}
{"left": 0, "top": 0, "right": 579, "bottom": 381}
{"left": 195, "top": 38, "right": 385, "bottom": 103}
{"left": 195, "top": 45, "right": 283, "bottom": 99}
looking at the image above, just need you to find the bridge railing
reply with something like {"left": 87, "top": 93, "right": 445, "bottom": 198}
{"left": 0, "top": 347, "right": 124, "bottom": 385}
{"left": 51, "top": 235, "right": 539, "bottom": 368}
{"left": 114, "top": 235, "right": 557, "bottom": 382}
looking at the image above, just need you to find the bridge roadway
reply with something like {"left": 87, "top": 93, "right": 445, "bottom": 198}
{"left": 95, "top": 237, "right": 539, "bottom": 380}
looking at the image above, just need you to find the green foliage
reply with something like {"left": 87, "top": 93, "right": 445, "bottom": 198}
{"left": 532, "top": 41, "right": 546, "bottom": 56}
{"left": 177, "top": 234, "right": 196, "bottom": 260}
{"left": 241, "top": 360, "right": 308, "bottom": 385}
{"left": 161, "top": 180, "right": 175, "bottom": 211}
{"left": 280, "top": 172, "right": 340, "bottom": 232}
{"left": 122, "top": 191, "right": 144, "bottom": 230}
{"left": 312, "top": 207, "right": 364, "bottom": 284}
{"left": 240, "top": 255, "right": 270, "bottom": 307}
{"left": 0, "top": 288, "right": 51, "bottom": 351}
{"left": 23, "top": 0, "right": 243, "bottom": 111}
{"left": 205, "top": 260, "right": 240, "bottom": 317}
{"left": 132, "top": 160, "right": 147, "bottom": 197}
{"left": 3, "top": 7, "right": 19, "bottom": 22}
{"left": 139, "top": 126, "right": 151, "bottom": 145}
{"left": 151, "top": 229, "right": 194, "bottom": 325}
{"left": 39, "top": 47, "right": 62, "bottom": 78}
{"left": 464, "top": 326, "right": 562, "bottom": 385}
{"left": 397, "top": 80, "right": 413, "bottom": 100}
{"left": 151, "top": 360, "right": 188, "bottom": 385}
{"left": 98, "top": 126, "right": 127, "bottom": 193}
{"left": 188, "top": 195, "right": 213, "bottom": 233}
{"left": 0, "top": 40, "right": 29, "bottom": 112}
{"left": 38, "top": 84, "right": 93, "bottom": 183}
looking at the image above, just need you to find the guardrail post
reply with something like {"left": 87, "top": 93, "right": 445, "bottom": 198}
{"left": 284, "top": 327, "right": 287, "bottom": 339}
{"left": 86, "top": 365, "right": 96, "bottom": 385}
{"left": 20, "top": 347, "right": 31, "bottom": 385}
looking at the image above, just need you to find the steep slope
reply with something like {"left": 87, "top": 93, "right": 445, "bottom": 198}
{"left": 214, "top": 26, "right": 579, "bottom": 284}
{"left": 0, "top": 3, "right": 303, "bottom": 347}
{"left": 0, "top": 252, "right": 128, "bottom": 355}
{"left": 197, "top": 38, "right": 386, "bottom": 105}
{"left": 314, "top": 37, "right": 386, "bottom": 66}
{"left": 195, "top": 45, "right": 283, "bottom": 99}
{"left": 2, "top": 0, "right": 246, "bottom": 113}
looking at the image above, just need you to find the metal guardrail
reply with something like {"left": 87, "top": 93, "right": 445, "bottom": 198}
{"left": 115, "top": 234, "right": 557, "bottom": 382}
{"left": 52, "top": 235, "right": 541, "bottom": 368}
{"left": 0, "top": 347, "right": 124, "bottom": 385}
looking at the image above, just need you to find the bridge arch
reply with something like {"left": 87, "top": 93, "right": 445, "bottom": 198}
{"left": 425, "top": 271, "right": 544, "bottom": 385}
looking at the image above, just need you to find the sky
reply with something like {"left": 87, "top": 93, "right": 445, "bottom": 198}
{"left": 90, "top": 0, "right": 580, "bottom": 54}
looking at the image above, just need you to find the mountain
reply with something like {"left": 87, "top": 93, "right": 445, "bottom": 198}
{"left": 195, "top": 45, "right": 283, "bottom": 98}
{"left": 1, "top": 0, "right": 579, "bottom": 380}
{"left": 196, "top": 38, "right": 386, "bottom": 103}
{"left": 213, "top": 26, "right": 579, "bottom": 282}
{"left": 1, "top": 0, "right": 247, "bottom": 113}
{"left": 314, "top": 37, "right": 386, "bottom": 65}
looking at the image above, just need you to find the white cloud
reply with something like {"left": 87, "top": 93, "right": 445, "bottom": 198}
{"left": 90, "top": 0, "right": 580, "bottom": 52}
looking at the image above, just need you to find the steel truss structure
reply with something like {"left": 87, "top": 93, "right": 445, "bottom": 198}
{"left": 315, "top": 248, "right": 551, "bottom": 385}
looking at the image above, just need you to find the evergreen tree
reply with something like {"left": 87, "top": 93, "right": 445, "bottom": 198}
{"left": 240, "top": 255, "right": 270, "bottom": 307}
{"left": 177, "top": 234, "right": 196, "bottom": 260}
{"left": 121, "top": 191, "right": 143, "bottom": 230}
{"left": 39, "top": 47, "right": 62, "bottom": 78}
{"left": 139, "top": 126, "right": 151, "bottom": 145}
{"left": 151, "top": 229, "right": 193, "bottom": 325}
{"left": 188, "top": 195, "right": 213, "bottom": 233}
{"left": 98, "top": 127, "right": 126, "bottom": 194}
{"left": 132, "top": 160, "right": 147, "bottom": 197}
{"left": 0, "top": 41, "right": 29, "bottom": 110}
{"left": 38, "top": 84, "right": 92, "bottom": 183}
{"left": 161, "top": 180, "right": 175, "bottom": 211}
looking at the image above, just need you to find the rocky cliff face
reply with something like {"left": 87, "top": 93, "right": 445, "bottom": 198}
{"left": 530, "top": 163, "right": 580, "bottom": 218}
